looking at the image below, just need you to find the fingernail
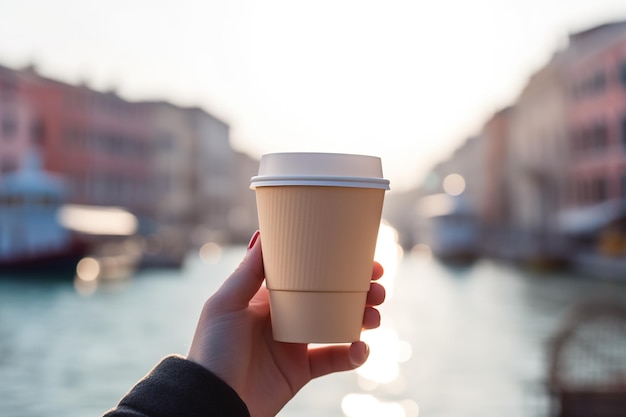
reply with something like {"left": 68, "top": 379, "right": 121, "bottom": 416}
{"left": 247, "top": 230, "right": 260, "bottom": 250}
{"left": 350, "top": 341, "right": 370, "bottom": 366}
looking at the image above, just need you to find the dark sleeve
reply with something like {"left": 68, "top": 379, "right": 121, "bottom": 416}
{"left": 102, "top": 355, "right": 250, "bottom": 417}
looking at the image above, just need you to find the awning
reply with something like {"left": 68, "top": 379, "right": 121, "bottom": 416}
{"left": 558, "top": 200, "right": 626, "bottom": 235}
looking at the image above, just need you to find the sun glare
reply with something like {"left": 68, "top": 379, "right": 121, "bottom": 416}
{"left": 341, "top": 393, "right": 419, "bottom": 417}
{"left": 357, "top": 327, "right": 411, "bottom": 384}
{"left": 375, "top": 221, "right": 403, "bottom": 297}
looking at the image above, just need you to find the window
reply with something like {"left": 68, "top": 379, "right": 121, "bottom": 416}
{"left": 159, "top": 132, "right": 174, "bottom": 151}
{"left": 592, "top": 123, "right": 608, "bottom": 149}
{"left": 1, "top": 158, "right": 17, "bottom": 174}
{"left": 620, "top": 61, "right": 626, "bottom": 87}
{"left": 593, "top": 71, "right": 606, "bottom": 92}
{"left": 592, "top": 177, "right": 608, "bottom": 203}
{"left": 31, "top": 121, "right": 44, "bottom": 146}
{"left": 2, "top": 116, "right": 17, "bottom": 139}
{"left": 570, "top": 130, "right": 582, "bottom": 154}
{"left": 580, "top": 181, "right": 587, "bottom": 204}
{"left": 622, "top": 116, "right": 626, "bottom": 149}
{"left": 0, "top": 76, "right": 18, "bottom": 98}
{"left": 6, "top": 195, "right": 24, "bottom": 208}
{"left": 573, "top": 70, "right": 608, "bottom": 98}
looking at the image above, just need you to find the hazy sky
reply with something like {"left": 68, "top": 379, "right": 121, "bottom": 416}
{"left": 2, "top": 0, "right": 626, "bottom": 191}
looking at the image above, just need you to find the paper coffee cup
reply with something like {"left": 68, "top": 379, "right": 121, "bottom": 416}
{"left": 251, "top": 153, "right": 390, "bottom": 343}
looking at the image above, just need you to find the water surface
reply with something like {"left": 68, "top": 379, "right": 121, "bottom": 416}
{"left": 1, "top": 247, "right": 624, "bottom": 417}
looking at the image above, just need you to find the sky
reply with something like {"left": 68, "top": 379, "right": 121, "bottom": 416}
{"left": 2, "top": 0, "right": 626, "bottom": 192}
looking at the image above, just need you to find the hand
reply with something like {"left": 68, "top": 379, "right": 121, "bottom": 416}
{"left": 187, "top": 231, "right": 386, "bottom": 417}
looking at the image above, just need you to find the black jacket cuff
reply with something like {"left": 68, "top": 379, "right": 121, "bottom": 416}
{"left": 103, "top": 355, "right": 250, "bottom": 417}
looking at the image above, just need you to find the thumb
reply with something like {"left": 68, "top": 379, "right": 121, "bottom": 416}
{"left": 309, "top": 341, "right": 370, "bottom": 379}
{"left": 213, "top": 231, "right": 265, "bottom": 310}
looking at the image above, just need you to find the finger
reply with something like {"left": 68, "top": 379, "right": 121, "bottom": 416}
{"left": 309, "top": 341, "right": 370, "bottom": 379}
{"left": 372, "top": 262, "right": 384, "bottom": 281}
{"left": 212, "top": 231, "right": 264, "bottom": 311}
{"left": 362, "top": 307, "right": 381, "bottom": 329}
{"left": 366, "top": 282, "right": 385, "bottom": 306}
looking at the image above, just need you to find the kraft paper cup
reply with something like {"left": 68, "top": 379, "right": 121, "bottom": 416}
{"left": 250, "top": 153, "right": 390, "bottom": 343}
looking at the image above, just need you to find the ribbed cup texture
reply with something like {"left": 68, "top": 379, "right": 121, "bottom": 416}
{"left": 256, "top": 186, "right": 385, "bottom": 292}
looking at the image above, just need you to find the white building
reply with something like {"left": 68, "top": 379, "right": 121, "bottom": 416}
{"left": 187, "top": 108, "right": 236, "bottom": 242}
{"left": 506, "top": 53, "right": 570, "bottom": 259}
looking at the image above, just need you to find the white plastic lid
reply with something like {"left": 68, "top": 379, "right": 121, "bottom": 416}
{"left": 250, "top": 152, "right": 390, "bottom": 190}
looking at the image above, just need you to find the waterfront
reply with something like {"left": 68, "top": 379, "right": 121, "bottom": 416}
{"left": 1, "top": 242, "right": 625, "bottom": 417}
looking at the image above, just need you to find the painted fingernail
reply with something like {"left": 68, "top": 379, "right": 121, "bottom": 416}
{"left": 247, "top": 230, "right": 260, "bottom": 250}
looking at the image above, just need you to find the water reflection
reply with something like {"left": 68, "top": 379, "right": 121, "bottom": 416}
{"left": 374, "top": 220, "right": 404, "bottom": 297}
{"left": 358, "top": 327, "right": 404, "bottom": 384}
{"left": 341, "top": 393, "right": 418, "bottom": 417}
{"left": 5, "top": 222, "right": 626, "bottom": 417}
{"left": 340, "top": 222, "right": 418, "bottom": 417}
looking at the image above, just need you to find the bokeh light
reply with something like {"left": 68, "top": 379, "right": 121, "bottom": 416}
{"left": 76, "top": 257, "right": 101, "bottom": 282}
{"left": 199, "top": 242, "right": 223, "bottom": 264}
{"left": 442, "top": 173, "right": 466, "bottom": 196}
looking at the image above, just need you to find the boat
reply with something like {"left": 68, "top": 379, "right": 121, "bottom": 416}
{"left": 0, "top": 153, "right": 87, "bottom": 277}
{"left": 415, "top": 193, "right": 480, "bottom": 264}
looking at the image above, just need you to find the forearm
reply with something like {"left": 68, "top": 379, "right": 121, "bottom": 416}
{"left": 103, "top": 355, "right": 250, "bottom": 417}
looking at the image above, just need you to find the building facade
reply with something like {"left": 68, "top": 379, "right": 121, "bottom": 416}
{"left": 505, "top": 51, "right": 569, "bottom": 259}
{"left": 188, "top": 108, "right": 236, "bottom": 241}
{"left": 0, "top": 62, "right": 258, "bottom": 253}
{"left": 17, "top": 67, "right": 156, "bottom": 217}
{"left": 435, "top": 21, "right": 626, "bottom": 262}
{"left": 481, "top": 107, "right": 512, "bottom": 227}
{"left": 0, "top": 65, "right": 36, "bottom": 179}
{"left": 566, "top": 23, "right": 626, "bottom": 209}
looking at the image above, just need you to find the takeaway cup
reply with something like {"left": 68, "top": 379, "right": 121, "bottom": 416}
{"left": 250, "top": 152, "right": 390, "bottom": 343}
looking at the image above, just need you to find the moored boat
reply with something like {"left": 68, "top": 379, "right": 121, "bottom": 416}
{"left": 0, "top": 153, "right": 86, "bottom": 277}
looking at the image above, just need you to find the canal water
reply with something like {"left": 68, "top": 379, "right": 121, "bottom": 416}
{"left": 1, "top": 232, "right": 625, "bottom": 417}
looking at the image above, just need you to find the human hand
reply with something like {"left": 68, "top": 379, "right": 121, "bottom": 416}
{"left": 187, "top": 231, "right": 386, "bottom": 417}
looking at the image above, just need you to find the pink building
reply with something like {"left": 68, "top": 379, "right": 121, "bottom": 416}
{"left": 1, "top": 61, "right": 251, "bottom": 248}
{"left": 566, "top": 22, "right": 626, "bottom": 209}
{"left": 17, "top": 66, "right": 155, "bottom": 217}
{"left": 0, "top": 65, "right": 36, "bottom": 179}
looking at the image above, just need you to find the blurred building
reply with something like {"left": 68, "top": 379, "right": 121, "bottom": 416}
{"left": 450, "top": 136, "right": 486, "bottom": 214}
{"left": 505, "top": 51, "right": 569, "bottom": 261}
{"left": 0, "top": 61, "right": 262, "bottom": 268}
{"left": 140, "top": 101, "right": 197, "bottom": 266}
{"left": 412, "top": 137, "right": 484, "bottom": 261}
{"left": 0, "top": 64, "right": 36, "bottom": 178}
{"left": 417, "top": 136, "right": 486, "bottom": 216}
{"left": 561, "top": 23, "right": 626, "bottom": 246}
{"left": 187, "top": 107, "right": 235, "bottom": 242}
{"left": 480, "top": 107, "right": 515, "bottom": 256}
{"left": 229, "top": 150, "right": 260, "bottom": 243}
{"left": 481, "top": 108, "right": 512, "bottom": 227}
{"left": 415, "top": 20, "right": 626, "bottom": 268}
{"left": 17, "top": 67, "right": 156, "bottom": 217}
